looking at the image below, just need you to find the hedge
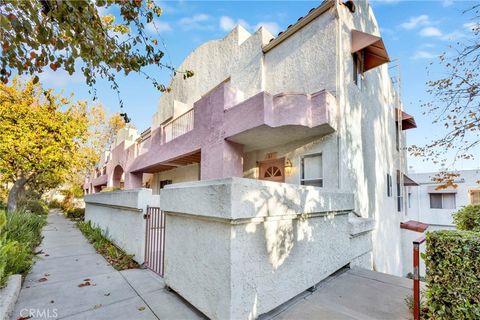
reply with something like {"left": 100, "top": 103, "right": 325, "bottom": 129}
{"left": 453, "top": 204, "right": 480, "bottom": 232}
{"left": 424, "top": 230, "right": 480, "bottom": 319}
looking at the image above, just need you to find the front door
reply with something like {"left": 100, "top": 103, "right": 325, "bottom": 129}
{"left": 258, "top": 158, "right": 285, "bottom": 183}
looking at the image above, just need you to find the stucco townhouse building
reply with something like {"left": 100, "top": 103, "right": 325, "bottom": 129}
{"left": 84, "top": 1, "right": 418, "bottom": 318}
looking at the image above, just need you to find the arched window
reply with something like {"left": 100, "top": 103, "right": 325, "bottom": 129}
{"left": 264, "top": 166, "right": 282, "bottom": 178}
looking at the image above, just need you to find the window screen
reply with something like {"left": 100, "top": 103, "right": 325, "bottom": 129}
{"left": 442, "top": 193, "right": 456, "bottom": 209}
{"left": 430, "top": 194, "right": 442, "bottom": 209}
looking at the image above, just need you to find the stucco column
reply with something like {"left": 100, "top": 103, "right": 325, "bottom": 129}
{"left": 125, "top": 172, "right": 143, "bottom": 189}
{"left": 201, "top": 141, "right": 244, "bottom": 180}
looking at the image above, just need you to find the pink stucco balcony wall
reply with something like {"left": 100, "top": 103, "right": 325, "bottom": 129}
{"left": 88, "top": 82, "right": 337, "bottom": 192}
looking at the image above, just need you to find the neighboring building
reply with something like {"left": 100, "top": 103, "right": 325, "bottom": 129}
{"left": 406, "top": 169, "right": 480, "bottom": 227}
{"left": 84, "top": 1, "right": 418, "bottom": 318}
{"left": 401, "top": 169, "right": 480, "bottom": 277}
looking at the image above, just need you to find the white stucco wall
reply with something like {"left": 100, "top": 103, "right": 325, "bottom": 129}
{"left": 406, "top": 169, "right": 480, "bottom": 226}
{"left": 84, "top": 189, "right": 160, "bottom": 264}
{"left": 161, "top": 178, "right": 374, "bottom": 319}
{"left": 264, "top": 10, "right": 337, "bottom": 95}
{"left": 335, "top": 1, "right": 406, "bottom": 276}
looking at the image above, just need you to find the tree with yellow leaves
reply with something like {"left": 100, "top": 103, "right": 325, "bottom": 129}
{"left": 0, "top": 78, "right": 89, "bottom": 212}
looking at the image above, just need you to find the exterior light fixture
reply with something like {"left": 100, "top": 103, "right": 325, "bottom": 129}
{"left": 285, "top": 159, "right": 293, "bottom": 168}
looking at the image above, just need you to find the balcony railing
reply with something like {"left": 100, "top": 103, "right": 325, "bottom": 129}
{"left": 163, "top": 108, "right": 194, "bottom": 143}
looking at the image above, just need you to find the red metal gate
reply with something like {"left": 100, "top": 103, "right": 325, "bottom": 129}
{"left": 144, "top": 206, "right": 165, "bottom": 277}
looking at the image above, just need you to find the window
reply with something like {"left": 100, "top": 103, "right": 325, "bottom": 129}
{"left": 429, "top": 193, "right": 456, "bottom": 209}
{"left": 408, "top": 192, "right": 412, "bottom": 209}
{"left": 353, "top": 51, "right": 364, "bottom": 89}
{"left": 395, "top": 121, "right": 400, "bottom": 151}
{"left": 159, "top": 180, "right": 172, "bottom": 189}
{"left": 301, "top": 154, "right": 323, "bottom": 187}
{"left": 386, "top": 173, "right": 392, "bottom": 197}
{"left": 396, "top": 171, "right": 403, "bottom": 212}
{"left": 470, "top": 190, "right": 480, "bottom": 204}
{"left": 264, "top": 166, "right": 282, "bottom": 178}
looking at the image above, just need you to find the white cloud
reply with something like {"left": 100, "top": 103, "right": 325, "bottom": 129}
{"left": 440, "top": 31, "right": 466, "bottom": 41}
{"left": 38, "top": 68, "right": 83, "bottom": 88}
{"left": 219, "top": 15, "right": 279, "bottom": 36}
{"left": 146, "top": 20, "right": 172, "bottom": 33}
{"left": 412, "top": 50, "right": 436, "bottom": 59}
{"left": 442, "top": 0, "right": 454, "bottom": 7}
{"left": 219, "top": 16, "right": 251, "bottom": 31}
{"left": 419, "top": 27, "right": 443, "bottom": 37}
{"left": 464, "top": 22, "right": 479, "bottom": 32}
{"left": 400, "top": 15, "right": 430, "bottom": 30}
{"left": 255, "top": 22, "right": 280, "bottom": 35}
{"left": 179, "top": 14, "right": 212, "bottom": 30}
{"left": 220, "top": 16, "right": 235, "bottom": 31}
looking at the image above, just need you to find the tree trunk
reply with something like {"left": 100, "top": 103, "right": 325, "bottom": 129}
{"left": 7, "top": 177, "right": 27, "bottom": 213}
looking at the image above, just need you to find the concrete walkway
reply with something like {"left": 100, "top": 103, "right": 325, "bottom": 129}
{"left": 12, "top": 211, "right": 204, "bottom": 320}
{"left": 265, "top": 268, "right": 413, "bottom": 320}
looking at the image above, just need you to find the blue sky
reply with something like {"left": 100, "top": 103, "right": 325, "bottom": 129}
{"left": 37, "top": 0, "right": 480, "bottom": 173}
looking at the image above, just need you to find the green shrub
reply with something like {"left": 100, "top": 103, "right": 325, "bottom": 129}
{"left": 77, "top": 221, "right": 138, "bottom": 270}
{"left": 0, "top": 210, "right": 46, "bottom": 286}
{"left": 3, "top": 210, "right": 47, "bottom": 250}
{"left": 65, "top": 208, "right": 85, "bottom": 221}
{"left": 19, "top": 199, "right": 49, "bottom": 215}
{"left": 48, "top": 199, "right": 62, "bottom": 209}
{"left": 424, "top": 230, "right": 480, "bottom": 319}
{"left": 453, "top": 205, "right": 480, "bottom": 231}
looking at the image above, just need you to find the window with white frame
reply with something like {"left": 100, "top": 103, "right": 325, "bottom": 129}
{"left": 429, "top": 193, "right": 456, "bottom": 209}
{"left": 301, "top": 153, "right": 323, "bottom": 187}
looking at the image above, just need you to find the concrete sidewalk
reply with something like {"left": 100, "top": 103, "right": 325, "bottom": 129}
{"left": 12, "top": 211, "right": 204, "bottom": 320}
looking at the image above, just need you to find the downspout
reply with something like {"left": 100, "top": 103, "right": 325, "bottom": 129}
{"left": 417, "top": 184, "right": 421, "bottom": 222}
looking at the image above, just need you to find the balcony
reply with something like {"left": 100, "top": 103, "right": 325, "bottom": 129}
{"left": 224, "top": 90, "right": 337, "bottom": 152}
{"left": 163, "top": 109, "right": 194, "bottom": 143}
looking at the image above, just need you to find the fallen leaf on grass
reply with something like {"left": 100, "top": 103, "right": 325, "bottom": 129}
{"left": 38, "top": 277, "right": 48, "bottom": 282}
{"left": 78, "top": 281, "right": 91, "bottom": 287}
{"left": 138, "top": 306, "right": 146, "bottom": 311}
